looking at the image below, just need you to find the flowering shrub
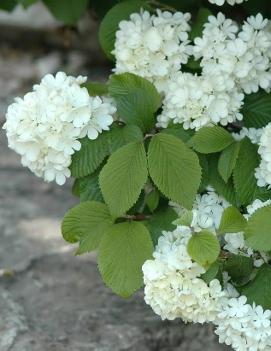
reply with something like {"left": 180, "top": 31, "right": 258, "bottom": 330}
{"left": 3, "top": 0, "right": 271, "bottom": 350}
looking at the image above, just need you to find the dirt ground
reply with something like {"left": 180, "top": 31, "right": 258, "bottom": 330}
{"left": 0, "top": 4, "right": 229, "bottom": 351}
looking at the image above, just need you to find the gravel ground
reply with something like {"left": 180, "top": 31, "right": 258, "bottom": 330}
{"left": 0, "top": 4, "right": 229, "bottom": 350}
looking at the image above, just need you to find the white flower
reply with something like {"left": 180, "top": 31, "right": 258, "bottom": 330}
{"left": 143, "top": 226, "right": 225, "bottom": 323}
{"left": 194, "top": 13, "right": 271, "bottom": 95}
{"left": 208, "top": 0, "right": 248, "bottom": 5}
{"left": 3, "top": 72, "right": 116, "bottom": 185}
{"left": 232, "top": 127, "right": 263, "bottom": 145}
{"left": 215, "top": 294, "right": 271, "bottom": 351}
{"left": 157, "top": 72, "right": 244, "bottom": 130}
{"left": 256, "top": 123, "right": 271, "bottom": 187}
{"left": 113, "top": 10, "right": 192, "bottom": 92}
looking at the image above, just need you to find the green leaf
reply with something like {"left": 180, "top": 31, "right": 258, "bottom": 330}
{"left": 224, "top": 254, "right": 254, "bottom": 286}
{"left": 198, "top": 154, "right": 209, "bottom": 192}
{"left": 187, "top": 231, "right": 220, "bottom": 267}
{"left": 17, "top": 0, "right": 37, "bottom": 8}
{"left": 100, "top": 142, "right": 148, "bottom": 216}
{"left": 145, "top": 208, "right": 177, "bottom": 246}
{"left": 70, "top": 125, "right": 143, "bottom": 178}
{"left": 43, "top": 0, "right": 89, "bottom": 25}
{"left": 106, "top": 124, "right": 143, "bottom": 154}
{"left": 245, "top": 205, "right": 271, "bottom": 251}
{"left": 83, "top": 81, "right": 108, "bottom": 96}
{"left": 242, "top": 91, "right": 271, "bottom": 128}
{"left": 189, "top": 126, "right": 234, "bottom": 154}
{"left": 173, "top": 210, "right": 193, "bottom": 227}
{"left": 201, "top": 261, "right": 223, "bottom": 285}
{"left": 77, "top": 171, "right": 103, "bottom": 202}
{"left": 0, "top": 0, "right": 17, "bottom": 11}
{"left": 208, "top": 155, "right": 238, "bottom": 206}
{"left": 218, "top": 142, "right": 240, "bottom": 182}
{"left": 146, "top": 189, "right": 160, "bottom": 212}
{"left": 61, "top": 201, "right": 115, "bottom": 247}
{"left": 98, "top": 221, "right": 153, "bottom": 297}
{"left": 190, "top": 7, "right": 212, "bottom": 40}
{"left": 233, "top": 138, "right": 259, "bottom": 205}
{"left": 148, "top": 133, "right": 201, "bottom": 209}
{"left": 218, "top": 206, "right": 247, "bottom": 234}
{"left": 241, "top": 264, "right": 271, "bottom": 309}
{"left": 99, "top": 0, "right": 149, "bottom": 59}
{"left": 161, "top": 125, "right": 192, "bottom": 143}
{"left": 70, "top": 135, "right": 108, "bottom": 178}
{"left": 109, "top": 73, "right": 161, "bottom": 132}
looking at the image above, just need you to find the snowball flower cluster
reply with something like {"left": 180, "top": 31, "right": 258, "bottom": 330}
{"left": 157, "top": 72, "right": 244, "bottom": 130}
{"left": 208, "top": 0, "right": 248, "bottom": 5}
{"left": 194, "top": 13, "right": 271, "bottom": 94}
{"left": 172, "top": 187, "right": 229, "bottom": 230}
{"left": 3, "top": 72, "right": 116, "bottom": 185}
{"left": 215, "top": 295, "right": 271, "bottom": 351}
{"left": 113, "top": 10, "right": 192, "bottom": 92}
{"left": 142, "top": 226, "right": 225, "bottom": 323}
{"left": 232, "top": 127, "right": 263, "bottom": 145}
{"left": 256, "top": 123, "right": 271, "bottom": 187}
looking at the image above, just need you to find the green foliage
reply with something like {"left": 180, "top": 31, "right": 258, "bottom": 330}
{"left": 0, "top": 0, "right": 17, "bottom": 11}
{"left": 208, "top": 155, "right": 238, "bottom": 206}
{"left": 187, "top": 231, "right": 220, "bottom": 267}
{"left": 18, "top": 0, "right": 37, "bottom": 8}
{"left": 245, "top": 205, "right": 271, "bottom": 251}
{"left": 61, "top": 201, "right": 115, "bottom": 249}
{"left": 146, "top": 189, "right": 160, "bottom": 212}
{"left": 233, "top": 138, "right": 259, "bottom": 206}
{"left": 43, "top": 0, "right": 89, "bottom": 25}
{"left": 218, "top": 206, "right": 246, "bottom": 234}
{"left": 224, "top": 254, "right": 254, "bottom": 286}
{"left": 83, "top": 81, "right": 108, "bottom": 96}
{"left": 148, "top": 133, "right": 201, "bottom": 209}
{"left": 70, "top": 125, "right": 143, "bottom": 178}
{"left": 218, "top": 142, "right": 240, "bottom": 182}
{"left": 173, "top": 210, "right": 193, "bottom": 227}
{"left": 99, "top": 0, "right": 149, "bottom": 59}
{"left": 242, "top": 91, "right": 271, "bottom": 128}
{"left": 70, "top": 134, "right": 108, "bottom": 178}
{"left": 98, "top": 221, "right": 153, "bottom": 297}
{"left": 190, "top": 7, "right": 212, "bottom": 40}
{"left": 145, "top": 207, "right": 177, "bottom": 246}
{"left": 109, "top": 73, "right": 161, "bottom": 132}
{"left": 161, "top": 125, "right": 192, "bottom": 143}
{"left": 74, "top": 171, "right": 103, "bottom": 202}
{"left": 99, "top": 142, "right": 148, "bottom": 217}
{"left": 241, "top": 264, "right": 271, "bottom": 309}
{"left": 189, "top": 126, "right": 234, "bottom": 154}
{"left": 201, "top": 261, "right": 223, "bottom": 285}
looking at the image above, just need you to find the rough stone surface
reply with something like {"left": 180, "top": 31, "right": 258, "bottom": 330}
{"left": 0, "top": 7, "right": 229, "bottom": 350}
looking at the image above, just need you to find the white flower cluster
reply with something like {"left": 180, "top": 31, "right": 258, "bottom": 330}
{"left": 208, "top": 0, "right": 248, "bottom": 6}
{"left": 232, "top": 127, "right": 263, "bottom": 145}
{"left": 142, "top": 226, "right": 225, "bottom": 323}
{"left": 143, "top": 193, "right": 271, "bottom": 351}
{"left": 172, "top": 187, "right": 229, "bottom": 230}
{"left": 3, "top": 72, "right": 116, "bottom": 185}
{"left": 113, "top": 10, "right": 192, "bottom": 92}
{"left": 256, "top": 123, "right": 271, "bottom": 187}
{"left": 215, "top": 295, "right": 271, "bottom": 351}
{"left": 156, "top": 72, "right": 244, "bottom": 130}
{"left": 194, "top": 13, "right": 271, "bottom": 94}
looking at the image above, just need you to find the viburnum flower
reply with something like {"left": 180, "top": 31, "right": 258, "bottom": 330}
{"left": 3, "top": 72, "right": 116, "bottom": 185}
{"left": 157, "top": 72, "right": 244, "bottom": 130}
{"left": 113, "top": 10, "right": 192, "bottom": 92}
{"left": 232, "top": 127, "right": 263, "bottom": 145}
{"left": 255, "top": 123, "right": 271, "bottom": 187}
{"left": 142, "top": 226, "right": 225, "bottom": 323}
{"left": 208, "top": 0, "right": 248, "bottom": 5}
{"left": 194, "top": 13, "right": 271, "bottom": 94}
